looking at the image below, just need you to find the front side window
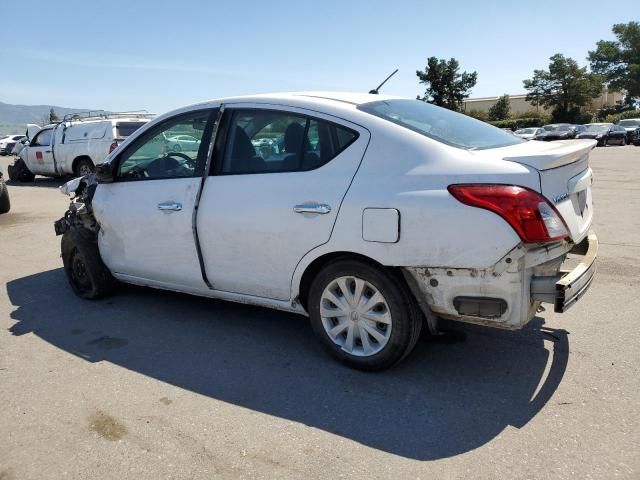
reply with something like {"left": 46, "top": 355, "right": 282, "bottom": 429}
{"left": 219, "top": 109, "right": 358, "bottom": 174}
{"left": 32, "top": 129, "right": 52, "bottom": 146}
{"left": 358, "top": 99, "right": 523, "bottom": 150}
{"left": 116, "top": 110, "right": 211, "bottom": 180}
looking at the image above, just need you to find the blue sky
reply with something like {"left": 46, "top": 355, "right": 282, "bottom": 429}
{"left": 1, "top": 0, "right": 636, "bottom": 114}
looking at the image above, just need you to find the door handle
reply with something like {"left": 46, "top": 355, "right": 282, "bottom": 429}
{"left": 45, "top": 150, "right": 52, "bottom": 153}
{"left": 293, "top": 203, "right": 331, "bottom": 214}
{"left": 157, "top": 201, "right": 182, "bottom": 211}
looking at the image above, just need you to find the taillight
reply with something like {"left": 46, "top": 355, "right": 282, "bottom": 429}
{"left": 109, "top": 141, "right": 118, "bottom": 153}
{"left": 447, "top": 184, "right": 569, "bottom": 243}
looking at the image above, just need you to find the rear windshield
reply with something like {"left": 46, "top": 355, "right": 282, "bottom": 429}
{"left": 619, "top": 119, "right": 640, "bottom": 127}
{"left": 357, "top": 99, "right": 523, "bottom": 150}
{"left": 116, "top": 122, "right": 146, "bottom": 138}
{"left": 584, "top": 124, "right": 610, "bottom": 132}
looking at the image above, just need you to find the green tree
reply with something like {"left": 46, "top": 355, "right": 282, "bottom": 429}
{"left": 48, "top": 108, "right": 60, "bottom": 123}
{"left": 523, "top": 54, "right": 603, "bottom": 123}
{"left": 487, "top": 94, "right": 511, "bottom": 121}
{"left": 416, "top": 57, "right": 477, "bottom": 111}
{"left": 588, "top": 21, "right": 640, "bottom": 103}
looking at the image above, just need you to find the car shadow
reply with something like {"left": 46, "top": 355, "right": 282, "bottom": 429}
{"left": 7, "top": 268, "right": 569, "bottom": 461}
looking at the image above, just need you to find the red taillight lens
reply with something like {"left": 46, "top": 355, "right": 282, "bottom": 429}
{"left": 447, "top": 184, "right": 569, "bottom": 243}
{"left": 109, "top": 141, "right": 118, "bottom": 153}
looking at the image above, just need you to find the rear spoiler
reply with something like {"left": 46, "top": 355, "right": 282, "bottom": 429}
{"left": 502, "top": 140, "right": 596, "bottom": 171}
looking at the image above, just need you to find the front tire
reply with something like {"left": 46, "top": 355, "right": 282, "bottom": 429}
{"left": 308, "top": 259, "right": 423, "bottom": 371}
{"left": 61, "top": 228, "right": 116, "bottom": 299}
{"left": 7, "top": 158, "right": 35, "bottom": 182}
{"left": 0, "top": 180, "right": 10, "bottom": 213}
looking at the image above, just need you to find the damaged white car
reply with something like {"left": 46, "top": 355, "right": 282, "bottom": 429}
{"left": 55, "top": 92, "right": 597, "bottom": 370}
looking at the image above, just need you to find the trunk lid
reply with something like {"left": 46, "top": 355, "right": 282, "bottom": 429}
{"left": 472, "top": 139, "right": 596, "bottom": 243}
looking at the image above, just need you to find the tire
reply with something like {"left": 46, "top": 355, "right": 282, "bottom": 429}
{"left": 74, "top": 158, "right": 95, "bottom": 177}
{"left": 0, "top": 181, "right": 10, "bottom": 214}
{"left": 61, "top": 228, "right": 116, "bottom": 299}
{"left": 7, "top": 158, "right": 35, "bottom": 182}
{"left": 621, "top": 137, "right": 627, "bottom": 146}
{"left": 308, "top": 259, "right": 423, "bottom": 371}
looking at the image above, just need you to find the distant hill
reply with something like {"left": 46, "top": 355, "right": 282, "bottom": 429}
{"left": 0, "top": 101, "right": 95, "bottom": 125}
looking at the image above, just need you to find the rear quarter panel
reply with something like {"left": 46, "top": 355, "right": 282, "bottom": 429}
{"left": 292, "top": 120, "right": 541, "bottom": 295}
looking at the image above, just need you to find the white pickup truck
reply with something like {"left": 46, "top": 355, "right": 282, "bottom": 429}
{"left": 8, "top": 112, "right": 153, "bottom": 182}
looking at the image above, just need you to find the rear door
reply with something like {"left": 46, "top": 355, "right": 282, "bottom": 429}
{"left": 93, "top": 108, "right": 216, "bottom": 289}
{"left": 197, "top": 105, "right": 370, "bottom": 300}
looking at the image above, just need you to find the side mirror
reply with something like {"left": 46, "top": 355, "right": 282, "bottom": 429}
{"left": 95, "top": 162, "right": 114, "bottom": 183}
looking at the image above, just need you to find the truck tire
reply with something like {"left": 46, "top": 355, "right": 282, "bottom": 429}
{"left": 308, "top": 259, "right": 423, "bottom": 371}
{"left": 0, "top": 180, "right": 10, "bottom": 214}
{"left": 7, "top": 158, "right": 35, "bottom": 182}
{"left": 61, "top": 228, "right": 116, "bottom": 299}
{"left": 74, "top": 158, "right": 95, "bottom": 177}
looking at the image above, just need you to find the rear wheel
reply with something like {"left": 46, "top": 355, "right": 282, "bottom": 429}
{"left": 61, "top": 228, "right": 116, "bottom": 299}
{"left": 308, "top": 259, "right": 423, "bottom": 371}
{"left": 621, "top": 137, "right": 627, "bottom": 146}
{"left": 74, "top": 158, "right": 95, "bottom": 177}
{"left": 7, "top": 158, "right": 35, "bottom": 182}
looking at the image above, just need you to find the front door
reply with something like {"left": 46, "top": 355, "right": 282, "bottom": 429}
{"left": 197, "top": 106, "right": 370, "bottom": 300}
{"left": 26, "top": 128, "right": 55, "bottom": 175}
{"left": 93, "top": 108, "right": 216, "bottom": 289}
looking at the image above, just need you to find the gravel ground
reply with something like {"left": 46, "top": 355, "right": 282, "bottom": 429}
{"left": 0, "top": 145, "right": 639, "bottom": 479}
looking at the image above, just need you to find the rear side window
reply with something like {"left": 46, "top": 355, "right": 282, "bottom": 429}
{"left": 358, "top": 99, "right": 523, "bottom": 150}
{"left": 116, "top": 122, "right": 147, "bottom": 138}
{"left": 218, "top": 109, "right": 358, "bottom": 175}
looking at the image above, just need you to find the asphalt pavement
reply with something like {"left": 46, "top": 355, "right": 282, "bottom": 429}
{"left": 0, "top": 145, "right": 639, "bottom": 479}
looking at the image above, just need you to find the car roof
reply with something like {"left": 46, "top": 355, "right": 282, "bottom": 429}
{"left": 586, "top": 123, "right": 612, "bottom": 126}
{"left": 215, "top": 91, "right": 400, "bottom": 106}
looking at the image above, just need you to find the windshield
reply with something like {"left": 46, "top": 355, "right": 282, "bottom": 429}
{"left": 357, "top": 99, "right": 523, "bottom": 150}
{"left": 618, "top": 119, "right": 640, "bottom": 127}
{"left": 515, "top": 128, "right": 537, "bottom": 134}
{"left": 584, "top": 124, "right": 610, "bottom": 133}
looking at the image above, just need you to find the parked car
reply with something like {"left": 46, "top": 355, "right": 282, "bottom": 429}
{"left": 514, "top": 127, "right": 545, "bottom": 140}
{"left": 576, "top": 123, "right": 627, "bottom": 146}
{"left": 54, "top": 92, "right": 597, "bottom": 371}
{"left": 0, "top": 172, "right": 10, "bottom": 213}
{"left": 617, "top": 118, "right": 640, "bottom": 145}
{"left": 10, "top": 138, "right": 28, "bottom": 157}
{"left": 535, "top": 124, "right": 585, "bottom": 141}
{"left": 8, "top": 112, "right": 153, "bottom": 182}
{"left": 0, "top": 134, "right": 26, "bottom": 155}
{"left": 166, "top": 134, "right": 201, "bottom": 152}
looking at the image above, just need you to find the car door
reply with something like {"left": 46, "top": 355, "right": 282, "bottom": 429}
{"left": 25, "top": 128, "right": 55, "bottom": 174}
{"left": 93, "top": 108, "right": 216, "bottom": 289}
{"left": 196, "top": 105, "right": 370, "bottom": 301}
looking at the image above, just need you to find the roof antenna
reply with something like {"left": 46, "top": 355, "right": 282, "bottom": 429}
{"left": 369, "top": 69, "right": 399, "bottom": 94}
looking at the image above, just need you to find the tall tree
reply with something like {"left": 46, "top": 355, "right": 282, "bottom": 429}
{"left": 588, "top": 21, "right": 640, "bottom": 103}
{"left": 49, "top": 108, "right": 60, "bottom": 123}
{"left": 523, "top": 54, "right": 603, "bottom": 123}
{"left": 416, "top": 57, "right": 477, "bottom": 111}
{"left": 488, "top": 94, "right": 511, "bottom": 121}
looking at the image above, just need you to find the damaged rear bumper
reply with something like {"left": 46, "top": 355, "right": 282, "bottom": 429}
{"left": 531, "top": 232, "right": 598, "bottom": 313}
{"left": 403, "top": 232, "right": 598, "bottom": 330}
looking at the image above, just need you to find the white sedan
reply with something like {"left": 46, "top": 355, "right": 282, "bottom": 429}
{"left": 55, "top": 92, "right": 597, "bottom": 370}
{"left": 514, "top": 127, "right": 545, "bottom": 140}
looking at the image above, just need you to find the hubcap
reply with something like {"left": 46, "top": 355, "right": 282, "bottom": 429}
{"left": 319, "top": 276, "right": 392, "bottom": 357}
{"left": 79, "top": 164, "right": 92, "bottom": 176}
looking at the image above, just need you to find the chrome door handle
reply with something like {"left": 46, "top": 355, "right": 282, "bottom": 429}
{"left": 293, "top": 203, "right": 331, "bottom": 214}
{"left": 157, "top": 201, "right": 182, "bottom": 211}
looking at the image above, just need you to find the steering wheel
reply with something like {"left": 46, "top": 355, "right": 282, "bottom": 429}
{"left": 166, "top": 151, "right": 196, "bottom": 169}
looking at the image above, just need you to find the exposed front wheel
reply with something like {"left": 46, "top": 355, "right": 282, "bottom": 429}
{"left": 308, "top": 260, "right": 423, "bottom": 371}
{"left": 7, "top": 158, "right": 35, "bottom": 182}
{"left": 61, "top": 228, "right": 116, "bottom": 299}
